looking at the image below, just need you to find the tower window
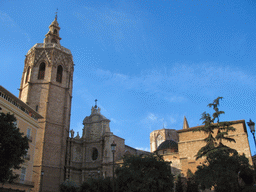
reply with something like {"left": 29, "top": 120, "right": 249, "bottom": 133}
{"left": 54, "top": 29, "right": 57, "bottom": 35}
{"left": 56, "top": 65, "right": 63, "bottom": 83}
{"left": 25, "top": 66, "right": 30, "bottom": 83}
{"left": 38, "top": 62, "right": 45, "bottom": 80}
{"left": 36, "top": 105, "right": 39, "bottom": 112}
{"left": 51, "top": 39, "right": 57, "bottom": 43}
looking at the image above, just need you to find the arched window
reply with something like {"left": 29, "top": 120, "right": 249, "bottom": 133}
{"left": 56, "top": 65, "right": 63, "bottom": 83}
{"left": 38, "top": 62, "right": 45, "bottom": 80}
{"left": 54, "top": 29, "right": 57, "bottom": 34}
{"left": 25, "top": 66, "right": 30, "bottom": 83}
{"left": 51, "top": 39, "right": 57, "bottom": 43}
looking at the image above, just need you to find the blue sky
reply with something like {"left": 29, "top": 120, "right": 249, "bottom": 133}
{"left": 1, "top": 0, "right": 256, "bottom": 153}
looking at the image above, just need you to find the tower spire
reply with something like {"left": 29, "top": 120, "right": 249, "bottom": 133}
{"left": 44, "top": 14, "right": 61, "bottom": 44}
{"left": 183, "top": 116, "right": 189, "bottom": 129}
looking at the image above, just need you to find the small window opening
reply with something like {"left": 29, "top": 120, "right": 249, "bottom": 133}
{"left": 92, "top": 148, "right": 98, "bottom": 161}
{"left": 27, "top": 129, "right": 31, "bottom": 137}
{"left": 54, "top": 29, "right": 57, "bottom": 34}
{"left": 51, "top": 39, "right": 57, "bottom": 43}
{"left": 56, "top": 65, "right": 63, "bottom": 83}
{"left": 38, "top": 62, "right": 45, "bottom": 80}
{"left": 25, "top": 66, "right": 30, "bottom": 83}
{"left": 20, "top": 167, "right": 26, "bottom": 182}
{"left": 36, "top": 105, "right": 39, "bottom": 112}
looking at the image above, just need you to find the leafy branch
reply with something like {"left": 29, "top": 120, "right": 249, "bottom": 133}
{"left": 194, "top": 97, "right": 236, "bottom": 159}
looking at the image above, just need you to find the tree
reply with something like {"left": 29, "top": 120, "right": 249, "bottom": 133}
{"left": 60, "top": 180, "right": 78, "bottom": 192}
{"left": 115, "top": 154, "right": 174, "bottom": 192}
{"left": 194, "top": 97, "right": 252, "bottom": 192}
{"left": 0, "top": 112, "right": 29, "bottom": 183}
{"left": 194, "top": 97, "right": 236, "bottom": 159}
{"left": 175, "top": 174, "right": 183, "bottom": 192}
{"left": 186, "top": 169, "right": 198, "bottom": 192}
{"left": 195, "top": 150, "right": 250, "bottom": 192}
{"left": 80, "top": 177, "right": 112, "bottom": 192}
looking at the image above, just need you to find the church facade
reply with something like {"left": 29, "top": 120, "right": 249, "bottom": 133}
{"left": 66, "top": 104, "right": 149, "bottom": 185}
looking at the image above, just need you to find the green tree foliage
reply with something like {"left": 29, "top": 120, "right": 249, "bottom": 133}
{"left": 186, "top": 169, "right": 198, "bottom": 192}
{"left": 60, "top": 180, "right": 78, "bottom": 192}
{"left": 175, "top": 174, "right": 183, "bottom": 192}
{"left": 80, "top": 177, "right": 112, "bottom": 192}
{"left": 194, "top": 97, "right": 236, "bottom": 159}
{"left": 115, "top": 154, "right": 174, "bottom": 192}
{"left": 195, "top": 150, "right": 251, "bottom": 192}
{"left": 0, "top": 112, "right": 29, "bottom": 183}
{"left": 194, "top": 97, "right": 252, "bottom": 192}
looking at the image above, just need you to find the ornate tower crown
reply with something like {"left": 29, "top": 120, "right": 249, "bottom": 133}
{"left": 19, "top": 14, "right": 74, "bottom": 192}
{"left": 44, "top": 15, "right": 62, "bottom": 45}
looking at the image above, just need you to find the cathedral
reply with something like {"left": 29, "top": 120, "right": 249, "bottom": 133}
{"left": 18, "top": 16, "right": 148, "bottom": 192}
{"left": 150, "top": 117, "right": 253, "bottom": 176}
{"left": 4, "top": 15, "right": 253, "bottom": 192}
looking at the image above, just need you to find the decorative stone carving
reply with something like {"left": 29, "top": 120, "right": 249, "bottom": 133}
{"left": 75, "top": 132, "right": 80, "bottom": 139}
{"left": 72, "top": 146, "right": 82, "bottom": 162}
{"left": 70, "top": 129, "right": 74, "bottom": 138}
{"left": 91, "top": 106, "right": 96, "bottom": 114}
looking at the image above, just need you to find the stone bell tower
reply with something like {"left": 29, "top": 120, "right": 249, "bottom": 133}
{"left": 19, "top": 15, "right": 74, "bottom": 192}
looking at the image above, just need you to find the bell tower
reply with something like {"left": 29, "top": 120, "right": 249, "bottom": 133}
{"left": 19, "top": 16, "right": 74, "bottom": 192}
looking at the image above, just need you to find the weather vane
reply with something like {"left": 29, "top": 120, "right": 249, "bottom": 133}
{"left": 55, "top": 8, "right": 58, "bottom": 20}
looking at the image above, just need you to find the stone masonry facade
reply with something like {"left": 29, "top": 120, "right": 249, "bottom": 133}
{"left": 14, "top": 16, "right": 254, "bottom": 192}
{"left": 66, "top": 106, "right": 149, "bottom": 185}
{"left": 150, "top": 119, "right": 253, "bottom": 176}
{"left": 19, "top": 17, "right": 74, "bottom": 192}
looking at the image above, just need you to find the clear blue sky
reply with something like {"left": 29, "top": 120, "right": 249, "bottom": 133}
{"left": 1, "top": 0, "right": 256, "bottom": 153}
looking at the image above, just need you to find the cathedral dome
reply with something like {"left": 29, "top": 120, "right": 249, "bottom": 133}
{"left": 156, "top": 140, "right": 178, "bottom": 152}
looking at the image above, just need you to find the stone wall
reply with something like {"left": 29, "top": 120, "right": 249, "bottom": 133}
{"left": 177, "top": 120, "right": 252, "bottom": 175}
{"left": 152, "top": 120, "right": 253, "bottom": 177}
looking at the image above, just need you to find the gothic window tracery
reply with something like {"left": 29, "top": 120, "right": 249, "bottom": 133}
{"left": 56, "top": 65, "right": 63, "bottom": 83}
{"left": 38, "top": 62, "right": 45, "bottom": 80}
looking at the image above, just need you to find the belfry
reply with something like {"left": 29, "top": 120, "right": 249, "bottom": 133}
{"left": 19, "top": 16, "right": 74, "bottom": 192}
